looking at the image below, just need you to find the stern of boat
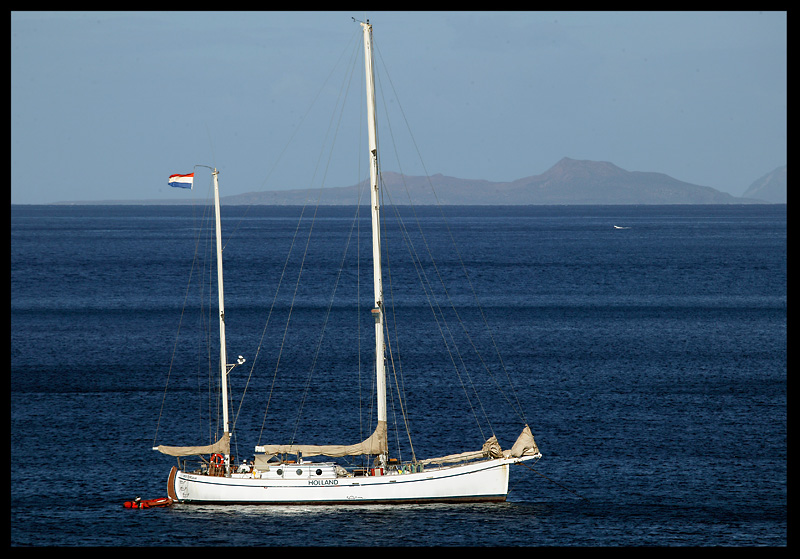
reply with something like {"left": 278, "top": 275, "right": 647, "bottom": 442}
{"left": 167, "top": 466, "right": 178, "bottom": 500}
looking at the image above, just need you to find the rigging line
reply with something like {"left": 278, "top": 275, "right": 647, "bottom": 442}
{"left": 519, "top": 461, "right": 590, "bottom": 501}
{"left": 253, "top": 205, "right": 310, "bottom": 445}
{"left": 375, "top": 43, "right": 528, "bottom": 426}
{"left": 375, "top": 206, "right": 406, "bottom": 463}
{"left": 381, "top": 180, "right": 489, "bottom": 443}
{"left": 200, "top": 197, "right": 216, "bottom": 444}
{"left": 377, "top": 135, "right": 494, "bottom": 441}
{"left": 387, "top": 176, "right": 517, "bottom": 430}
{"left": 351, "top": 175, "right": 370, "bottom": 447}
{"left": 382, "top": 242, "right": 417, "bottom": 462}
{"left": 371, "top": 73, "right": 490, "bottom": 440}
{"left": 263, "top": 181, "right": 323, "bottom": 447}
{"left": 153, "top": 178, "right": 214, "bottom": 447}
{"left": 207, "top": 190, "right": 228, "bottom": 445}
{"left": 252, "top": 36, "right": 362, "bottom": 444}
{"left": 254, "top": 73, "right": 358, "bottom": 442}
{"left": 183, "top": 169, "right": 221, "bottom": 445}
{"left": 381, "top": 270, "right": 414, "bottom": 456}
{"left": 350, "top": 174, "right": 368, "bottom": 448}
{"left": 380, "top": 214, "right": 415, "bottom": 461}
{"left": 286, "top": 38, "right": 364, "bottom": 444}
{"left": 355, "top": 80, "right": 366, "bottom": 446}
{"left": 379, "top": 181, "right": 482, "bottom": 438}
{"left": 227, "top": 364, "right": 240, "bottom": 461}
{"left": 377, "top": 177, "right": 418, "bottom": 460}
{"left": 351, "top": 175, "right": 372, "bottom": 471}
{"left": 222, "top": 28, "right": 362, "bottom": 254}
{"left": 194, "top": 183, "right": 219, "bottom": 444}
{"left": 256, "top": 27, "right": 362, "bottom": 195}
{"left": 231, "top": 206, "right": 299, "bottom": 433}
{"left": 372, "top": 58, "right": 497, "bottom": 440}
{"left": 287, "top": 37, "right": 354, "bottom": 442}
{"left": 291, "top": 189, "right": 362, "bottom": 441}
{"left": 384, "top": 353, "right": 405, "bottom": 462}
{"left": 198, "top": 177, "right": 228, "bottom": 446}
{"left": 314, "top": 34, "right": 363, "bottom": 194}
{"left": 370, "top": 65, "right": 476, "bottom": 448}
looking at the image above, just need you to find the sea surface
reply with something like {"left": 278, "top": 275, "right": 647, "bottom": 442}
{"left": 11, "top": 204, "right": 786, "bottom": 546}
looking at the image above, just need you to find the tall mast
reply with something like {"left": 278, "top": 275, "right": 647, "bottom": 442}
{"left": 212, "top": 168, "right": 231, "bottom": 472}
{"left": 361, "top": 20, "right": 387, "bottom": 463}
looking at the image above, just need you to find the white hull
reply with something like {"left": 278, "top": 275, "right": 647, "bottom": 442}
{"left": 168, "top": 456, "right": 536, "bottom": 505}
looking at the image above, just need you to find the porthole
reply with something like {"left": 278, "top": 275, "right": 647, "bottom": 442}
{"left": 276, "top": 468, "right": 283, "bottom": 476}
{"left": 316, "top": 469, "right": 322, "bottom": 476}
{"left": 296, "top": 468, "right": 303, "bottom": 476}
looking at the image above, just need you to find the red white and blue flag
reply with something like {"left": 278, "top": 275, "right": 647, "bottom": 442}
{"left": 168, "top": 173, "right": 194, "bottom": 189}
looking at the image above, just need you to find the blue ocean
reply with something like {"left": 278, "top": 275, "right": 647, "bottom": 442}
{"left": 10, "top": 203, "right": 786, "bottom": 546}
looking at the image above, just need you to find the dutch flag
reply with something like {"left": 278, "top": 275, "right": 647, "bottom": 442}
{"left": 168, "top": 173, "right": 194, "bottom": 189}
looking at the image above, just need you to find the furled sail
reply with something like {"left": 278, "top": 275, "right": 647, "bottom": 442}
{"left": 254, "top": 420, "right": 387, "bottom": 459}
{"left": 418, "top": 425, "right": 539, "bottom": 465}
{"left": 505, "top": 424, "right": 540, "bottom": 458}
{"left": 418, "top": 435, "right": 503, "bottom": 466}
{"left": 155, "top": 432, "right": 230, "bottom": 457}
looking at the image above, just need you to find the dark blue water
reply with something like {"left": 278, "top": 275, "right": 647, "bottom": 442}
{"left": 11, "top": 204, "right": 786, "bottom": 546}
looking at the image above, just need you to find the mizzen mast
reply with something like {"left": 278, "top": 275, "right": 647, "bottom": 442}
{"left": 210, "top": 166, "right": 244, "bottom": 474}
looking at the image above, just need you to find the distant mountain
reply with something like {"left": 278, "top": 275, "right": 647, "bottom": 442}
{"left": 49, "top": 157, "right": 777, "bottom": 205}
{"left": 222, "top": 157, "right": 764, "bottom": 205}
{"left": 502, "top": 158, "right": 759, "bottom": 205}
{"left": 222, "top": 172, "right": 506, "bottom": 206}
{"left": 741, "top": 165, "right": 786, "bottom": 203}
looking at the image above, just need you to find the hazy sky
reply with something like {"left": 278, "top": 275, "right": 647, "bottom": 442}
{"left": 11, "top": 11, "right": 786, "bottom": 204}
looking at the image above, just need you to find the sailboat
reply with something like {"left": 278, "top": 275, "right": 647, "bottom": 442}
{"left": 153, "top": 20, "right": 541, "bottom": 505}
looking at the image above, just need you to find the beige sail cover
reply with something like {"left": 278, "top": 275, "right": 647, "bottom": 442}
{"left": 155, "top": 432, "right": 230, "bottom": 457}
{"left": 255, "top": 420, "right": 387, "bottom": 459}
{"left": 418, "top": 435, "right": 503, "bottom": 465}
{"left": 504, "top": 424, "right": 540, "bottom": 458}
{"left": 419, "top": 425, "right": 539, "bottom": 465}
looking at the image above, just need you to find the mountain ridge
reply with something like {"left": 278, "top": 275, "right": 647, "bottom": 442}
{"left": 220, "top": 157, "right": 772, "bottom": 206}
{"left": 741, "top": 165, "right": 786, "bottom": 203}
{"left": 49, "top": 157, "right": 781, "bottom": 205}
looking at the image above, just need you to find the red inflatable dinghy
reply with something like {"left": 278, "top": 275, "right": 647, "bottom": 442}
{"left": 123, "top": 496, "right": 174, "bottom": 509}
